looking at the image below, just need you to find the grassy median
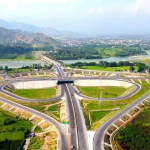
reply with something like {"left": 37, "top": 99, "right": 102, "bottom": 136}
{"left": 78, "top": 86, "right": 127, "bottom": 98}
{"left": 13, "top": 88, "right": 56, "bottom": 99}
{"left": 81, "top": 81, "right": 150, "bottom": 130}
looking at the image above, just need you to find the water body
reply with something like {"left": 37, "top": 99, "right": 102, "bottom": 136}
{"left": 1, "top": 51, "right": 150, "bottom": 67}
{"left": 62, "top": 51, "right": 150, "bottom": 64}
{"left": 0, "top": 60, "right": 45, "bottom": 68}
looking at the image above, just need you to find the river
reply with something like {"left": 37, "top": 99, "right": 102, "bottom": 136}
{"left": 0, "top": 51, "right": 150, "bottom": 68}
{"left": 0, "top": 60, "right": 45, "bottom": 68}
{"left": 62, "top": 51, "right": 150, "bottom": 64}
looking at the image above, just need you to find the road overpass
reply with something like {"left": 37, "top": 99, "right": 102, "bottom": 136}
{"left": 0, "top": 55, "right": 149, "bottom": 150}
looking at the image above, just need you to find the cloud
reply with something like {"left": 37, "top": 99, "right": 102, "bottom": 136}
{"left": 88, "top": 6, "right": 104, "bottom": 15}
{"left": 125, "top": 0, "right": 150, "bottom": 15}
{"left": 88, "top": 8, "right": 94, "bottom": 14}
{"left": 0, "top": 0, "right": 81, "bottom": 10}
{"left": 97, "top": 6, "right": 103, "bottom": 14}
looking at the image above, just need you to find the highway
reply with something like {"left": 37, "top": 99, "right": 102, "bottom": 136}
{"left": 1, "top": 76, "right": 150, "bottom": 84}
{"left": 64, "top": 84, "right": 89, "bottom": 150}
{"left": 1, "top": 55, "right": 150, "bottom": 150}
{"left": 0, "top": 96, "right": 69, "bottom": 150}
{"left": 55, "top": 60, "right": 89, "bottom": 150}
{"left": 93, "top": 91, "right": 150, "bottom": 150}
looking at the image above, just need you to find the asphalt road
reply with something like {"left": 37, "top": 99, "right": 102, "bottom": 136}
{"left": 0, "top": 96, "right": 69, "bottom": 150}
{"left": 0, "top": 84, "right": 64, "bottom": 102}
{"left": 54, "top": 61, "right": 89, "bottom": 150}
{"left": 63, "top": 84, "right": 89, "bottom": 150}
{"left": 93, "top": 91, "right": 150, "bottom": 150}
{"left": 1, "top": 55, "right": 149, "bottom": 150}
{"left": 68, "top": 84, "right": 89, "bottom": 150}
{"left": 1, "top": 76, "right": 150, "bottom": 83}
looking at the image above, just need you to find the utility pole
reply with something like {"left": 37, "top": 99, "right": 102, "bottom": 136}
{"left": 99, "top": 89, "right": 103, "bottom": 106}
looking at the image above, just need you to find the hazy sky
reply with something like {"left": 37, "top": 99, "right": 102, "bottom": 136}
{"left": 0, "top": 0, "right": 150, "bottom": 34}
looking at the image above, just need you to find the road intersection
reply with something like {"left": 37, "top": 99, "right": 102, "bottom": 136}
{"left": 0, "top": 55, "right": 150, "bottom": 150}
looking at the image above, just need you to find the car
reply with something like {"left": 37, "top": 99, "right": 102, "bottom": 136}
{"left": 71, "top": 145, "right": 75, "bottom": 149}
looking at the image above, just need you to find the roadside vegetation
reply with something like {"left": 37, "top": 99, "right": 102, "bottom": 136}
{"left": 0, "top": 108, "right": 33, "bottom": 150}
{"left": 12, "top": 88, "right": 56, "bottom": 99}
{"left": 28, "top": 136, "right": 44, "bottom": 150}
{"left": 116, "top": 104, "right": 150, "bottom": 150}
{"left": 81, "top": 81, "right": 150, "bottom": 130}
{"left": 0, "top": 92, "right": 62, "bottom": 121}
{"left": 69, "top": 61, "right": 147, "bottom": 73}
{"left": 78, "top": 86, "right": 127, "bottom": 98}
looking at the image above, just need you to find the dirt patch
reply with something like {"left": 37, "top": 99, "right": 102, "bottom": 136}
{"left": 31, "top": 117, "right": 42, "bottom": 125}
{"left": 40, "top": 122, "right": 51, "bottom": 130}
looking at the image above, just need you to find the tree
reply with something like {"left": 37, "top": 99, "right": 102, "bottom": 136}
{"left": 118, "top": 61, "right": 124, "bottom": 67}
{"left": 4, "top": 66, "right": 8, "bottom": 73}
{"left": 137, "top": 66, "right": 145, "bottom": 72}
{"left": 43, "top": 64, "right": 47, "bottom": 70}
{"left": 29, "top": 65, "right": 33, "bottom": 71}
{"left": 130, "top": 66, "right": 135, "bottom": 72}
{"left": 77, "top": 64, "right": 83, "bottom": 69}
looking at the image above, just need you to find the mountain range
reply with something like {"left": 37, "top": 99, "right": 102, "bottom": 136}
{"left": 0, "top": 27, "right": 58, "bottom": 46}
{"left": 0, "top": 19, "right": 79, "bottom": 38}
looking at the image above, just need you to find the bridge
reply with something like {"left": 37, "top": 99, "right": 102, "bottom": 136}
{"left": 57, "top": 78, "right": 74, "bottom": 84}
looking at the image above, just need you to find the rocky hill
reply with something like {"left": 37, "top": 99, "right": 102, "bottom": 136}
{"left": 0, "top": 27, "right": 58, "bottom": 46}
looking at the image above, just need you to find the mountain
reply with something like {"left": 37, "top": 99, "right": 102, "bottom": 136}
{"left": 0, "top": 27, "right": 58, "bottom": 46}
{"left": 0, "top": 19, "right": 80, "bottom": 38}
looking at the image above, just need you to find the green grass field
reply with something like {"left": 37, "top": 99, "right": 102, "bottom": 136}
{"left": 0, "top": 132, "right": 24, "bottom": 141}
{"left": 8, "top": 68, "right": 30, "bottom": 74}
{"left": 82, "top": 66, "right": 138, "bottom": 72}
{"left": 48, "top": 105, "right": 59, "bottom": 111}
{"left": 13, "top": 88, "right": 56, "bottom": 99}
{"left": 78, "top": 86, "right": 126, "bottom": 98}
{"left": 0, "top": 54, "right": 38, "bottom": 61}
{"left": 90, "top": 111, "right": 110, "bottom": 123}
{"left": 81, "top": 82, "right": 150, "bottom": 130}
{"left": 0, "top": 108, "right": 33, "bottom": 149}
{"left": 97, "top": 47, "right": 139, "bottom": 57}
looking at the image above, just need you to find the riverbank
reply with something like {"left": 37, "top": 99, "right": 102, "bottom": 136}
{"left": 62, "top": 51, "right": 150, "bottom": 64}
{"left": 0, "top": 60, "right": 45, "bottom": 68}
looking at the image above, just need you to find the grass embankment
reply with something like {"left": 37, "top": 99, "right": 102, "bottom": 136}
{"left": 28, "top": 136, "right": 44, "bottom": 150}
{"left": 81, "top": 82, "right": 150, "bottom": 130}
{"left": 78, "top": 86, "right": 127, "bottom": 98}
{"left": 116, "top": 104, "right": 150, "bottom": 150}
{"left": 0, "top": 108, "right": 33, "bottom": 150}
{"left": 8, "top": 68, "right": 30, "bottom": 74}
{"left": 82, "top": 66, "right": 138, "bottom": 72}
{"left": 0, "top": 54, "right": 38, "bottom": 61}
{"left": 13, "top": 88, "right": 56, "bottom": 99}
